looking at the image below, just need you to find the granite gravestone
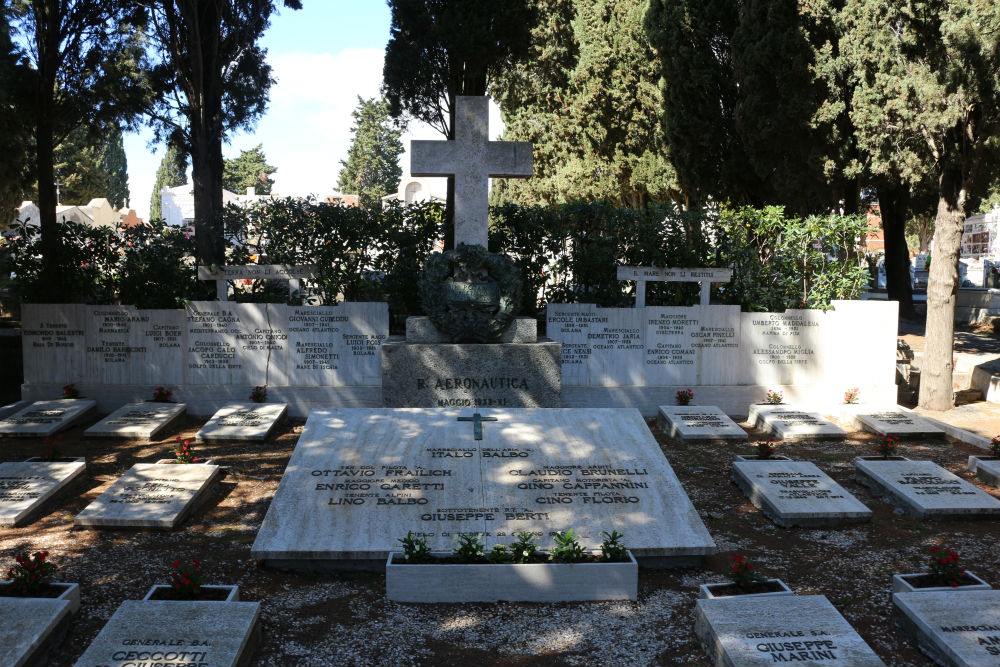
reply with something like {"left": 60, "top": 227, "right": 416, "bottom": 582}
{"left": 854, "top": 410, "right": 944, "bottom": 438}
{"left": 84, "top": 402, "right": 186, "bottom": 440}
{"left": 195, "top": 402, "right": 287, "bottom": 442}
{"left": 74, "top": 462, "right": 221, "bottom": 529}
{"left": 748, "top": 405, "right": 847, "bottom": 440}
{"left": 0, "top": 459, "right": 86, "bottom": 526}
{"left": 657, "top": 405, "right": 748, "bottom": 442}
{"left": 251, "top": 408, "right": 716, "bottom": 569}
{"left": 731, "top": 460, "right": 872, "bottom": 527}
{"left": 694, "top": 595, "right": 886, "bottom": 666}
{"left": 74, "top": 599, "right": 260, "bottom": 667}
{"left": 969, "top": 456, "right": 1000, "bottom": 487}
{"left": 0, "top": 597, "right": 73, "bottom": 667}
{"left": 855, "top": 458, "right": 1000, "bottom": 519}
{"left": 0, "top": 399, "right": 96, "bottom": 437}
{"left": 893, "top": 590, "right": 1000, "bottom": 667}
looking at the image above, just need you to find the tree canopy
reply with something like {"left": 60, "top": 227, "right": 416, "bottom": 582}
{"left": 336, "top": 97, "right": 403, "bottom": 209}
{"left": 223, "top": 144, "right": 276, "bottom": 196}
{"left": 44, "top": 123, "right": 130, "bottom": 209}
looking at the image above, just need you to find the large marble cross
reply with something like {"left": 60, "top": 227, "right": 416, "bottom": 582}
{"left": 410, "top": 96, "right": 533, "bottom": 248}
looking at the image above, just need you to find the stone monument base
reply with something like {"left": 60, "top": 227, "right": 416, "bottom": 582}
{"left": 381, "top": 339, "right": 561, "bottom": 408}
{"left": 405, "top": 316, "right": 538, "bottom": 343}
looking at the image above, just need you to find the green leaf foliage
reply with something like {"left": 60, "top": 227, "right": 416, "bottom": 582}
{"left": 223, "top": 144, "right": 276, "bottom": 196}
{"left": 44, "top": 123, "right": 130, "bottom": 209}
{"left": 336, "top": 97, "right": 403, "bottom": 209}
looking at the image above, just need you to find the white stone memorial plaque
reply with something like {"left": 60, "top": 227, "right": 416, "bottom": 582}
{"left": 21, "top": 304, "right": 86, "bottom": 384}
{"left": 196, "top": 402, "right": 287, "bottom": 442}
{"left": 893, "top": 590, "right": 1000, "bottom": 667}
{"left": 749, "top": 405, "right": 847, "bottom": 440}
{"left": 133, "top": 309, "right": 186, "bottom": 385}
{"left": 84, "top": 306, "right": 150, "bottom": 385}
{"left": 741, "top": 310, "right": 827, "bottom": 385}
{"left": 84, "top": 402, "right": 186, "bottom": 440}
{"left": 74, "top": 462, "right": 221, "bottom": 528}
{"left": 0, "top": 597, "right": 73, "bottom": 667}
{"left": 285, "top": 302, "right": 387, "bottom": 386}
{"left": 74, "top": 599, "right": 260, "bottom": 667}
{"left": 0, "top": 399, "right": 97, "bottom": 437}
{"left": 0, "top": 460, "right": 87, "bottom": 526}
{"left": 185, "top": 302, "right": 246, "bottom": 385}
{"left": 645, "top": 306, "right": 741, "bottom": 385}
{"left": 695, "top": 595, "right": 886, "bottom": 666}
{"left": 855, "top": 410, "right": 945, "bottom": 438}
{"left": 251, "top": 408, "right": 716, "bottom": 566}
{"left": 855, "top": 458, "right": 1000, "bottom": 518}
{"left": 732, "top": 460, "right": 872, "bottom": 527}
{"left": 657, "top": 405, "right": 747, "bottom": 442}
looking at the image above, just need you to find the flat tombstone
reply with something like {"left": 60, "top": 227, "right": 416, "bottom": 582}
{"left": 893, "top": 590, "right": 1000, "bottom": 666}
{"left": 970, "top": 457, "right": 1000, "bottom": 487}
{"left": 657, "top": 405, "right": 747, "bottom": 442}
{"left": 251, "top": 407, "right": 716, "bottom": 568}
{"left": 0, "top": 399, "right": 97, "bottom": 437}
{"left": 0, "top": 598, "right": 73, "bottom": 667}
{"left": 84, "top": 402, "right": 186, "bottom": 440}
{"left": 855, "top": 410, "right": 945, "bottom": 438}
{"left": 74, "top": 599, "right": 260, "bottom": 667}
{"left": 732, "top": 460, "right": 871, "bottom": 527}
{"left": 74, "top": 462, "right": 221, "bottom": 529}
{"left": 695, "top": 594, "right": 886, "bottom": 666}
{"left": 196, "top": 402, "right": 287, "bottom": 442}
{"left": 854, "top": 458, "right": 1000, "bottom": 519}
{"left": 0, "top": 460, "right": 87, "bottom": 526}
{"left": 749, "top": 405, "right": 847, "bottom": 440}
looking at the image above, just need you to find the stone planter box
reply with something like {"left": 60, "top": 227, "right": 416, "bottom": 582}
{"left": 0, "top": 580, "right": 80, "bottom": 614}
{"left": 385, "top": 551, "right": 638, "bottom": 603}
{"left": 154, "top": 458, "right": 216, "bottom": 465}
{"left": 968, "top": 455, "right": 1000, "bottom": 486}
{"left": 142, "top": 584, "right": 240, "bottom": 602}
{"left": 892, "top": 571, "right": 991, "bottom": 594}
{"left": 733, "top": 454, "right": 792, "bottom": 462}
{"left": 698, "top": 578, "right": 793, "bottom": 599}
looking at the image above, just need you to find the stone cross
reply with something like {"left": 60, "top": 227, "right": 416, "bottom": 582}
{"left": 616, "top": 266, "right": 734, "bottom": 307}
{"left": 410, "top": 96, "right": 533, "bottom": 248}
{"left": 457, "top": 412, "right": 498, "bottom": 441}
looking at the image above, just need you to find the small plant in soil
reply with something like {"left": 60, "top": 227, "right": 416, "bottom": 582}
{"left": 62, "top": 383, "right": 79, "bottom": 399}
{"left": 991, "top": 435, "right": 1000, "bottom": 458}
{"left": 250, "top": 385, "right": 267, "bottom": 402}
{"left": 510, "top": 531, "right": 539, "bottom": 564}
{"left": 877, "top": 433, "right": 899, "bottom": 459}
{"left": 929, "top": 545, "right": 966, "bottom": 587}
{"left": 40, "top": 434, "right": 63, "bottom": 461}
{"left": 152, "top": 386, "right": 173, "bottom": 402}
{"left": 755, "top": 438, "right": 776, "bottom": 459}
{"left": 5, "top": 550, "right": 55, "bottom": 595}
{"left": 675, "top": 388, "right": 694, "bottom": 406}
{"left": 843, "top": 387, "right": 860, "bottom": 404}
{"left": 728, "top": 552, "right": 764, "bottom": 589}
{"left": 173, "top": 438, "right": 199, "bottom": 464}
{"left": 452, "top": 533, "right": 486, "bottom": 563}
{"left": 550, "top": 529, "right": 585, "bottom": 564}
{"left": 764, "top": 389, "right": 783, "bottom": 404}
{"left": 398, "top": 531, "right": 431, "bottom": 563}
{"left": 600, "top": 530, "right": 629, "bottom": 562}
{"left": 488, "top": 545, "right": 512, "bottom": 564}
{"left": 169, "top": 559, "right": 204, "bottom": 600}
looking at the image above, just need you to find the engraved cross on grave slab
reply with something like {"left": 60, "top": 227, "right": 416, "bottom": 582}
{"left": 457, "top": 412, "right": 498, "bottom": 441}
{"left": 411, "top": 96, "right": 533, "bottom": 248}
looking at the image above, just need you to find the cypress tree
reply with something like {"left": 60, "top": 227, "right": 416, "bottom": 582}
{"left": 223, "top": 144, "right": 276, "bottom": 196}
{"left": 150, "top": 144, "right": 189, "bottom": 222}
{"left": 337, "top": 97, "right": 403, "bottom": 209}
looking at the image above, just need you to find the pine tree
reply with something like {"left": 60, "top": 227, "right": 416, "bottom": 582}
{"left": 149, "top": 143, "right": 188, "bottom": 221}
{"left": 223, "top": 144, "right": 276, "bottom": 195}
{"left": 336, "top": 97, "right": 403, "bottom": 209}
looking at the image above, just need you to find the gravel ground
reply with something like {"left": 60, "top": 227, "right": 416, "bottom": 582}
{"left": 2, "top": 413, "right": 998, "bottom": 666}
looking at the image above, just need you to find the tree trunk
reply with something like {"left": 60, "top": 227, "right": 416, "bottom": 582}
{"left": 918, "top": 163, "right": 967, "bottom": 411}
{"left": 878, "top": 183, "right": 917, "bottom": 319}
{"left": 34, "top": 0, "right": 61, "bottom": 303}
{"left": 190, "top": 120, "right": 225, "bottom": 267}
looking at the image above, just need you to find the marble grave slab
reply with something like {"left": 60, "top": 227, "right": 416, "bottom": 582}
{"left": 84, "top": 402, "right": 186, "bottom": 440}
{"left": 855, "top": 410, "right": 944, "bottom": 438}
{"left": 0, "top": 459, "right": 87, "bottom": 526}
{"left": 970, "top": 457, "right": 1000, "bottom": 487}
{"left": 748, "top": 404, "right": 847, "bottom": 440}
{"left": 195, "top": 402, "right": 287, "bottom": 441}
{"left": 893, "top": 590, "right": 1000, "bottom": 666}
{"left": 74, "top": 599, "right": 260, "bottom": 667}
{"left": 0, "top": 399, "right": 97, "bottom": 437}
{"left": 657, "top": 405, "right": 748, "bottom": 442}
{"left": 855, "top": 458, "right": 1000, "bottom": 519}
{"left": 74, "top": 462, "right": 221, "bottom": 529}
{"left": 0, "top": 597, "right": 73, "bottom": 667}
{"left": 251, "top": 408, "right": 717, "bottom": 567}
{"left": 695, "top": 594, "right": 886, "bottom": 666}
{"left": 732, "top": 460, "right": 871, "bottom": 527}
